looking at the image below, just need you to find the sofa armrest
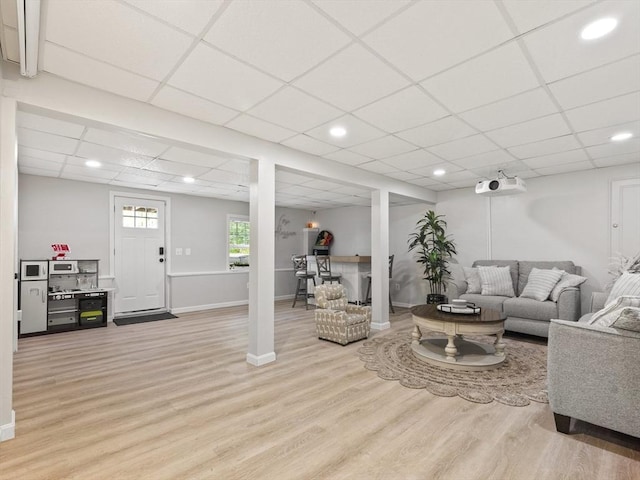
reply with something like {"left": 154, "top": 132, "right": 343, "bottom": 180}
{"left": 590, "top": 291, "right": 607, "bottom": 312}
{"left": 346, "top": 305, "right": 372, "bottom": 321}
{"left": 548, "top": 319, "right": 640, "bottom": 437}
{"left": 556, "top": 287, "right": 580, "bottom": 321}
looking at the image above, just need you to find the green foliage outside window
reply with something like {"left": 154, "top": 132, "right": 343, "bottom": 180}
{"left": 229, "top": 219, "right": 250, "bottom": 267}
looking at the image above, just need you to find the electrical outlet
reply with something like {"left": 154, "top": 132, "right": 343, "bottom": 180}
{"left": 185, "top": 248, "right": 191, "bottom": 256}
{"left": 176, "top": 248, "right": 183, "bottom": 256}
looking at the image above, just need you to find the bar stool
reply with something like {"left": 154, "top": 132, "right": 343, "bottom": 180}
{"left": 364, "top": 255, "right": 395, "bottom": 313}
{"left": 292, "top": 254, "right": 316, "bottom": 310}
{"left": 315, "top": 254, "right": 341, "bottom": 284}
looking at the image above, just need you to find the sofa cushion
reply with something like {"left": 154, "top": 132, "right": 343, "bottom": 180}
{"left": 478, "top": 266, "right": 515, "bottom": 297}
{"left": 611, "top": 307, "right": 640, "bottom": 333}
{"left": 606, "top": 272, "right": 640, "bottom": 305}
{"left": 520, "top": 268, "right": 564, "bottom": 301}
{"left": 460, "top": 293, "right": 507, "bottom": 312}
{"left": 463, "top": 267, "right": 481, "bottom": 294}
{"left": 503, "top": 297, "right": 558, "bottom": 322}
{"left": 550, "top": 271, "right": 587, "bottom": 302}
{"left": 473, "top": 260, "right": 518, "bottom": 292}
{"left": 518, "top": 261, "right": 576, "bottom": 296}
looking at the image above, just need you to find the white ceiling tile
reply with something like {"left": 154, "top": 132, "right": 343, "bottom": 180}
{"left": 486, "top": 114, "right": 572, "bottom": 148}
{"left": 278, "top": 184, "right": 322, "bottom": 196}
{"left": 396, "top": 116, "right": 477, "bottom": 148}
{"left": 18, "top": 155, "right": 64, "bottom": 173}
{"left": 160, "top": 147, "right": 229, "bottom": 168}
{"left": 76, "top": 142, "right": 154, "bottom": 168}
{"left": 122, "top": 0, "right": 223, "bottom": 35}
{"left": 427, "top": 183, "right": 456, "bottom": 192}
{"left": 302, "top": 179, "right": 342, "bottom": 191}
{"left": 382, "top": 149, "right": 442, "bottom": 170}
{"left": 41, "top": 43, "right": 160, "bottom": 102}
{"left": 151, "top": 86, "right": 239, "bottom": 125}
{"left": 306, "top": 114, "right": 385, "bottom": 148}
{"left": 447, "top": 179, "right": 483, "bottom": 189}
{"left": 533, "top": 161, "right": 594, "bottom": 176}
{"left": 312, "top": 0, "right": 410, "bottom": 36}
{"left": 18, "top": 128, "right": 78, "bottom": 155}
{"left": 19, "top": 166, "right": 60, "bottom": 178}
{"left": 198, "top": 168, "right": 248, "bottom": 185}
{"left": 348, "top": 135, "right": 416, "bottom": 159}
{"left": 17, "top": 112, "right": 85, "bottom": 138}
{"left": 18, "top": 146, "right": 67, "bottom": 163}
{"left": 204, "top": 0, "right": 350, "bottom": 82}
{"left": 293, "top": 43, "right": 409, "bottom": 111}
{"left": 385, "top": 170, "right": 421, "bottom": 181}
{"left": 577, "top": 121, "right": 640, "bottom": 147}
{"left": 470, "top": 161, "right": 532, "bottom": 179}
{"left": 523, "top": 0, "right": 640, "bottom": 82}
{"left": 426, "top": 134, "right": 498, "bottom": 161}
{"left": 363, "top": 0, "right": 513, "bottom": 80}
{"left": 323, "top": 149, "right": 371, "bottom": 166}
{"left": 438, "top": 170, "right": 477, "bottom": 182}
{"left": 144, "top": 159, "right": 211, "bottom": 177}
{"left": 83, "top": 128, "right": 168, "bottom": 156}
{"left": 226, "top": 115, "right": 297, "bottom": 143}
{"left": 453, "top": 149, "right": 516, "bottom": 169}
{"left": 169, "top": 42, "right": 284, "bottom": 111}
{"left": 549, "top": 55, "right": 640, "bottom": 110}
{"left": 45, "top": 0, "right": 194, "bottom": 81}
{"left": 565, "top": 92, "right": 640, "bottom": 132}
{"left": 61, "top": 173, "right": 111, "bottom": 184}
{"left": 586, "top": 138, "right": 640, "bottom": 159}
{"left": 115, "top": 169, "right": 174, "bottom": 185}
{"left": 593, "top": 152, "right": 640, "bottom": 168}
{"left": 508, "top": 134, "right": 582, "bottom": 159}
{"left": 62, "top": 164, "right": 120, "bottom": 180}
{"left": 353, "top": 86, "right": 448, "bottom": 133}
{"left": 276, "top": 170, "right": 313, "bottom": 185}
{"left": 523, "top": 149, "right": 589, "bottom": 169}
{"left": 247, "top": 87, "right": 343, "bottom": 131}
{"left": 357, "top": 160, "right": 398, "bottom": 174}
{"left": 406, "top": 176, "right": 443, "bottom": 187}
{"left": 422, "top": 43, "right": 540, "bottom": 113}
{"left": 409, "top": 162, "right": 462, "bottom": 178}
{"left": 216, "top": 159, "right": 251, "bottom": 176}
{"left": 459, "top": 88, "right": 558, "bottom": 131}
{"left": 281, "top": 135, "right": 340, "bottom": 156}
{"left": 502, "top": 0, "right": 596, "bottom": 34}
{"left": 331, "top": 185, "right": 371, "bottom": 196}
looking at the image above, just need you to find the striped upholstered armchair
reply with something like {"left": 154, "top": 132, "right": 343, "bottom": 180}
{"left": 314, "top": 284, "right": 372, "bottom": 345}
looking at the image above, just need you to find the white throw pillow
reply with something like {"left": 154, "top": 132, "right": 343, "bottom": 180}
{"left": 549, "top": 270, "right": 588, "bottom": 302}
{"left": 606, "top": 272, "right": 640, "bottom": 305}
{"left": 520, "top": 268, "right": 563, "bottom": 302}
{"left": 478, "top": 266, "right": 515, "bottom": 297}
{"left": 463, "top": 267, "right": 481, "bottom": 294}
{"left": 589, "top": 295, "right": 640, "bottom": 327}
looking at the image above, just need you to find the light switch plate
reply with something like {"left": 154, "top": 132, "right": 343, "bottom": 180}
{"left": 176, "top": 248, "right": 183, "bottom": 256}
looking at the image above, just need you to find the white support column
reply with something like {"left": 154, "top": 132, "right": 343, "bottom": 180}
{"left": 370, "top": 189, "right": 390, "bottom": 331}
{"left": 0, "top": 97, "right": 17, "bottom": 441}
{"left": 247, "top": 158, "right": 276, "bottom": 366}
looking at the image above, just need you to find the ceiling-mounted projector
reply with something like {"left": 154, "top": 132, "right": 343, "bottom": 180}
{"left": 475, "top": 174, "right": 526, "bottom": 196}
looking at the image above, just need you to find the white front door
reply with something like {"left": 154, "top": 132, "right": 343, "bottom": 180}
{"left": 114, "top": 196, "right": 166, "bottom": 314}
{"left": 611, "top": 178, "right": 640, "bottom": 259}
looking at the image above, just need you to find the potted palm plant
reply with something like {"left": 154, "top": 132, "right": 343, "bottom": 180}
{"left": 408, "top": 210, "right": 457, "bottom": 304}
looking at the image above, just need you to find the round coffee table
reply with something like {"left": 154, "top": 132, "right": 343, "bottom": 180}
{"left": 410, "top": 304, "right": 507, "bottom": 371}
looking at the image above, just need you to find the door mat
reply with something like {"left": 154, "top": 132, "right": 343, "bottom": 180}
{"left": 113, "top": 312, "right": 177, "bottom": 326}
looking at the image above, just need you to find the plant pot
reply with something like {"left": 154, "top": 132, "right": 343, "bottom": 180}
{"left": 427, "top": 294, "right": 447, "bottom": 305}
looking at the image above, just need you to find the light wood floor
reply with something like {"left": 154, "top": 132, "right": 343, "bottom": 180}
{"left": 1, "top": 301, "right": 638, "bottom": 480}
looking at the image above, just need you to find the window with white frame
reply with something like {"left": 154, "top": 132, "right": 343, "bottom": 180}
{"left": 228, "top": 215, "right": 250, "bottom": 269}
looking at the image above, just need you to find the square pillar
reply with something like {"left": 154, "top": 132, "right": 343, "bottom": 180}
{"left": 371, "top": 189, "right": 390, "bottom": 331}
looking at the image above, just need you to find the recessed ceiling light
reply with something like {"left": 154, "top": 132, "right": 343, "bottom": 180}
{"left": 85, "top": 160, "right": 101, "bottom": 168}
{"left": 433, "top": 169, "right": 446, "bottom": 176}
{"left": 183, "top": 176, "right": 195, "bottom": 183}
{"left": 580, "top": 18, "right": 617, "bottom": 40}
{"left": 329, "top": 126, "right": 347, "bottom": 138}
{"left": 610, "top": 132, "right": 633, "bottom": 142}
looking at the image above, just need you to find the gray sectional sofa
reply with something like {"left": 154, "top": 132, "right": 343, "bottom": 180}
{"left": 448, "top": 260, "right": 582, "bottom": 337}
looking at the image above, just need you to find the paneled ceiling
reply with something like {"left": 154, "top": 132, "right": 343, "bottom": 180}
{"left": 2, "top": 0, "right": 640, "bottom": 208}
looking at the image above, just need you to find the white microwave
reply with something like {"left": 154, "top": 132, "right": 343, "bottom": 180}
{"left": 50, "top": 260, "right": 78, "bottom": 275}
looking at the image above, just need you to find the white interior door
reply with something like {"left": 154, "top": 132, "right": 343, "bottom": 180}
{"left": 114, "top": 196, "right": 166, "bottom": 314}
{"left": 611, "top": 179, "right": 640, "bottom": 259}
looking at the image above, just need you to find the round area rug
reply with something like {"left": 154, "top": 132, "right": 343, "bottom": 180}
{"left": 358, "top": 331, "right": 548, "bottom": 407}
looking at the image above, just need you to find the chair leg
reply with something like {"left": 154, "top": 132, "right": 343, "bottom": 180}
{"left": 389, "top": 291, "right": 395, "bottom": 313}
{"left": 553, "top": 413, "right": 572, "bottom": 434}
{"left": 365, "top": 277, "right": 372, "bottom": 305}
{"left": 292, "top": 278, "right": 302, "bottom": 308}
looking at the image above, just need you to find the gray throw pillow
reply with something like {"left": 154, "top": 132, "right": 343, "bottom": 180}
{"left": 463, "top": 267, "right": 481, "bottom": 294}
{"left": 478, "top": 266, "right": 515, "bottom": 297}
{"left": 520, "top": 268, "right": 563, "bottom": 302}
{"left": 549, "top": 270, "right": 587, "bottom": 302}
{"left": 611, "top": 307, "right": 640, "bottom": 332}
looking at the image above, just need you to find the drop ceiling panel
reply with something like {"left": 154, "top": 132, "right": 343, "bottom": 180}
{"left": 452, "top": 149, "right": 516, "bottom": 169}
{"left": 502, "top": 0, "right": 595, "bottom": 34}
{"left": 19, "top": 167, "right": 60, "bottom": 178}
{"left": 76, "top": 142, "right": 154, "bottom": 168}
{"left": 168, "top": 42, "right": 284, "bottom": 112}
{"left": 382, "top": 149, "right": 442, "bottom": 170}
{"left": 17, "top": 111, "right": 85, "bottom": 138}
{"left": 523, "top": 149, "right": 589, "bottom": 169}
{"left": 311, "top": 0, "right": 410, "bottom": 36}
{"left": 533, "top": 161, "right": 594, "bottom": 176}
{"left": 62, "top": 163, "right": 120, "bottom": 180}
{"left": 357, "top": 160, "right": 399, "bottom": 175}
{"left": 564, "top": 92, "right": 640, "bottom": 132}
{"left": 18, "top": 128, "right": 78, "bottom": 155}
{"left": 396, "top": 116, "right": 477, "bottom": 148}
{"left": 151, "top": 86, "right": 239, "bottom": 125}
{"left": 225, "top": 115, "right": 297, "bottom": 143}
{"left": 508, "top": 134, "right": 582, "bottom": 159}
{"left": 421, "top": 43, "right": 540, "bottom": 113}
{"left": 45, "top": 0, "right": 194, "bottom": 81}
{"left": 486, "top": 114, "right": 572, "bottom": 148}
{"left": 306, "top": 114, "right": 386, "bottom": 148}
{"left": 144, "top": 159, "right": 211, "bottom": 177}
{"left": 348, "top": 135, "right": 417, "bottom": 159}
{"left": 593, "top": 152, "right": 640, "bottom": 168}
{"left": 281, "top": 135, "right": 340, "bottom": 156}
{"left": 293, "top": 43, "right": 409, "bottom": 112}
{"left": 19, "top": 146, "right": 67, "bottom": 163}
{"left": 18, "top": 155, "right": 64, "bottom": 173}
{"left": 586, "top": 137, "right": 640, "bottom": 159}
{"left": 409, "top": 162, "right": 462, "bottom": 178}
{"left": 523, "top": 0, "right": 640, "bottom": 83}
{"left": 247, "top": 87, "right": 343, "bottom": 132}
{"left": 122, "top": 0, "right": 223, "bottom": 35}
{"left": 160, "top": 147, "right": 228, "bottom": 168}
{"left": 548, "top": 55, "right": 640, "bottom": 110}
{"left": 217, "top": 159, "right": 250, "bottom": 175}
{"left": 353, "top": 86, "right": 448, "bottom": 133}
{"left": 204, "top": 0, "right": 351, "bottom": 82}
{"left": 322, "top": 149, "right": 371, "bottom": 166}
{"left": 198, "top": 168, "right": 248, "bottom": 185}
{"left": 363, "top": 0, "right": 513, "bottom": 80}
{"left": 459, "top": 88, "right": 558, "bottom": 131}
{"left": 83, "top": 128, "right": 167, "bottom": 156}
{"left": 577, "top": 121, "right": 640, "bottom": 147}
{"left": 426, "top": 134, "right": 498, "bottom": 161}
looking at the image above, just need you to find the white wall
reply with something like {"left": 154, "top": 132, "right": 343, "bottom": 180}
{"left": 18, "top": 174, "right": 312, "bottom": 312}
{"left": 437, "top": 164, "right": 640, "bottom": 314}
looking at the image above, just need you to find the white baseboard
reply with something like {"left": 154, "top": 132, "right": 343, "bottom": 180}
{"left": 170, "top": 295, "right": 295, "bottom": 315}
{"left": 246, "top": 352, "right": 277, "bottom": 366}
{"left": 0, "top": 410, "right": 15, "bottom": 442}
{"left": 371, "top": 321, "right": 391, "bottom": 331}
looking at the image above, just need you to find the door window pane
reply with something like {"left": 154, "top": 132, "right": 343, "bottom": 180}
{"left": 122, "top": 205, "right": 159, "bottom": 229}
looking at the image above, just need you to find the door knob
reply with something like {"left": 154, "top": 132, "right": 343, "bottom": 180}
{"left": 612, "top": 223, "right": 619, "bottom": 228}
